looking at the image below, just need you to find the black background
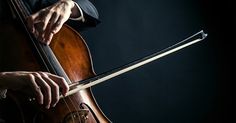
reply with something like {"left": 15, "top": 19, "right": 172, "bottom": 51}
{"left": 81, "top": 0, "right": 235, "bottom": 122}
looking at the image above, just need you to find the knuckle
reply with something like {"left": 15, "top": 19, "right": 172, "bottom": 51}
{"left": 47, "top": 98, "right": 52, "bottom": 104}
{"left": 44, "top": 72, "right": 50, "bottom": 74}
{"left": 28, "top": 73, "right": 34, "bottom": 79}
{"left": 59, "top": 77, "right": 67, "bottom": 83}
{"left": 54, "top": 11, "right": 60, "bottom": 16}
{"left": 39, "top": 72, "right": 48, "bottom": 77}
{"left": 52, "top": 84, "right": 59, "bottom": 91}
{"left": 54, "top": 96, "right": 59, "bottom": 102}
{"left": 53, "top": 28, "right": 60, "bottom": 34}
{"left": 32, "top": 72, "right": 41, "bottom": 77}
{"left": 28, "top": 74, "right": 36, "bottom": 82}
{"left": 58, "top": 76, "right": 64, "bottom": 80}
{"left": 34, "top": 87, "right": 41, "bottom": 93}
{"left": 35, "top": 89, "right": 40, "bottom": 94}
{"left": 49, "top": 9, "right": 54, "bottom": 13}
{"left": 36, "top": 94, "right": 43, "bottom": 103}
{"left": 38, "top": 71, "right": 44, "bottom": 75}
{"left": 27, "top": 16, "right": 33, "bottom": 22}
{"left": 45, "top": 85, "right": 51, "bottom": 92}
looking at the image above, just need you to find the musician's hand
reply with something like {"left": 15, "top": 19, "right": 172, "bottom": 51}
{"left": 27, "top": 0, "right": 79, "bottom": 45}
{"left": 0, "top": 71, "right": 69, "bottom": 109}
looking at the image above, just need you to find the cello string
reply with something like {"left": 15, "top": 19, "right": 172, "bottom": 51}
{"left": 17, "top": 0, "right": 94, "bottom": 119}
{"left": 10, "top": 0, "right": 51, "bottom": 73}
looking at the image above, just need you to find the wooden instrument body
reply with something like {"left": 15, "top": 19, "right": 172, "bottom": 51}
{"left": 0, "top": 20, "right": 110, "bottom": 123}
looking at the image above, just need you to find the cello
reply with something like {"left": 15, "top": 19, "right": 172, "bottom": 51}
{"left": 0, "top": 0, "right": 207, "bottom": 122}
{"left": 1, "top": 0, "right": 110, "bottom": 122}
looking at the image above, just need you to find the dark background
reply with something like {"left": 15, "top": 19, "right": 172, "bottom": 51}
{"left": 81, "top": 0, "right": 235, "bottom": 122}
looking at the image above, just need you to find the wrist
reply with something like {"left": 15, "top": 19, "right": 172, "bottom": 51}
{"left": 59, "top": 0, "right": 84, "bottom": 22}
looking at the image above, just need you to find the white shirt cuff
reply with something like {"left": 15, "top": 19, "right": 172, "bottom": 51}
{"left": 69, "top": 2, "right": 85, "bottom": 22}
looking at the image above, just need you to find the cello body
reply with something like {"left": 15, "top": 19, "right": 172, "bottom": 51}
{"left": 0, "top": 3, "right": 110, "bottom": 123}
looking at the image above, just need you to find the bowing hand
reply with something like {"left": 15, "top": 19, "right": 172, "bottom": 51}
{"left": 0, "top": 71, "right": 69, "bottom": 109}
